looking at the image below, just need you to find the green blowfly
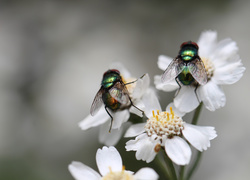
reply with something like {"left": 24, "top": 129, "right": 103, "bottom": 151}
{"left": 161, "top": 41, "right": 207, "bottom": 97}
{"left": 90, "top": 69, "right": 144, "bottom": 132}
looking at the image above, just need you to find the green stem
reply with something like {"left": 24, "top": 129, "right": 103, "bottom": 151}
{"left": 179, "top": 166, "right": 185, "bottom": 180}
{"left": 154, "top": 152, "right": 171, "bottom": 179}
{"left": 186, "top": 151, "right": 203, "bottom": 180}
{"left": 163, "top": 151, "right": 178, "bottom": 180}
{"left": 185, "top": 103, "right": 204, "bottom": 179}
{"left": 191, "top": 102, "right": 203, "bottom": 125}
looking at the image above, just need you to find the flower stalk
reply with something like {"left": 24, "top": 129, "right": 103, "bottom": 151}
{"left": 186, "top": 151, "right": 203, "bottom": 180}
{"left": 163, "top": 150, "right": 178, "bottom": 180}
{"left": 179, "top": 166, "right": 185, "bottom": 180}
{"left": 191, "top": 102, "right": 203, "bottom": 125}
{"left": 179, "top": 102, "right": 203, "bottom": 180}
{"left": 154, "top": 152, "right": 171, "bottom": 179}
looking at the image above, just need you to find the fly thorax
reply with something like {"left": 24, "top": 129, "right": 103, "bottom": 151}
{"left": 180, "top": 47, "right": 198, "bottom": 61}
{"left": 102, "top": 74, "right": 120, "bottom": 89}
{"left": 101, "top": 166, "right": 134, "bottom": 180}
{"left": 144, "top": 107, "right": 184, "bottom": 143}
{"left": 201, "top": 57, "right": 215, "bottom": 80}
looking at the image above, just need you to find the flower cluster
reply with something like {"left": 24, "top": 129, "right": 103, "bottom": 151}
{"left": 69, "top": 30, "right": 245, "bottom": 180}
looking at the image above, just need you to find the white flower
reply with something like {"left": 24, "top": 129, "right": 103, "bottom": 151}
{"left": 68, "top": 146, "right": 159, "bottom": 180}
{"left": 79, "top": 62, "right": 150, "bottom": 146}
{"left": 125, "top": 94, "right": 217, "bottom": 165}
{"left": 154, "top": 30, "right": 245, "bottom": 112}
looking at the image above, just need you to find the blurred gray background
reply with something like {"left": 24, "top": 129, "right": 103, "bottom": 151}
{"left": 0, "top": 0, "right": 249, "bottom": 180}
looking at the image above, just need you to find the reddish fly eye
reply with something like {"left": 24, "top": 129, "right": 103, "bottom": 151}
{"left": 190, "top": 41, "right": 198, "bottom": 48}
{"left": 103, "top": 69, "right": 120, "bottom": 76}
{"left": 109, "top": 69, "right": 120, "bottom": 74}
{"left": 180, "top": 41, "right": 199, "bottom": 49}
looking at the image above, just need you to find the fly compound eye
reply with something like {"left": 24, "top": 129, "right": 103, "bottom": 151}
{"left": 190, "top": 41, "right": 199, "bottom": 49}
{"left": 109, "top": 69, "right": 120, "bottom": 75}
{"left": 103, "top": 69, "right": 120, "bottom": 76}
{"left": 180, "top": 41, "right": 199, "bottom": 49}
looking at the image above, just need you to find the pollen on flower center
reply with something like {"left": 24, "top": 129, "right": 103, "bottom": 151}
{"left": 144, "top": 107, "right": 184, "bottom": 140}
{"left": 101, "top": 166, "right": 134, "bottom": 180}
{"left": 201, "top": 57, "right": 215, "bottom": 80}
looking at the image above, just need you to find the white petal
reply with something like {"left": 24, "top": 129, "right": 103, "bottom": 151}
{"left": 109, "top": 62, "right": 131, "bottom": 78}
{"left": 124, "top": 123, "right": 146, "bottom": 137}
{"left": 132, "top": 73, "right": 150, "bottom": 99}
{"left": 96, "top": 146, "right": 122, "bottom": 176}
{"left": 200, "top": 126, "right": 217, "bottom": 140}
{"left": 158, "top": 55, "right": 173, "bottom": 71}
{"left": 211, "top": 38, "right": 239, "bottom": 66}
{"left": 142, "top": 88, "right": 162, "bottom": 118}
{"left": 213, "top": 59, "right": 245, "bottom": 85}
{"left": 99, "top": 121, "right": 124, "bottom": 146}
{"left": 134, "top": 167, "right": 159, "bottom": 180}
{"left": 166, "top": 102, "right": 186, "bottom": 117}
{"left": 198, "top": 81, "right": 226, "bottom": 111}
{"left": 112, "top": 110, "right": 130, "bottom": 129}
{"left": 129, "top": 101, "right": 145, "bottom": 117}
{"left": 174, "top": 86, "right": 199, "bottom": 113}
{"left": 165, "top": 136, "right": 191, "bottom": 165}
{"left": 198, "top": 30, "right": 217, "bottom": 57}
{"left": 68, "top": 161, "right": 101, "bottom": 180}
{"left": 125, "top": 134, "right": 147, "bottom": 151}
{"left": 126, "top": 133, "right": 158, "bottom": 163}
{"left": 154, "top": 75, "right": 179, "bottom": 92}
{"left": 182, "top": 123, "right": 217, "bottom": 151}
{"left": 79, "top": 108, "right": 109, "bottom": 130}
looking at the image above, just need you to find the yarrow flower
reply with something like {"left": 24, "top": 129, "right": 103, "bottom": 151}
{"left": 79, "top": 62, "right": 150, "bottom": 146}
{"left": 154, "top": 30, "right": 245, "bottom": 113}
{"left": 125, "top": 93, "right": 217, "bottom": 165}
{"left": 68, "top": 146, "right": 159, "bottom": 180}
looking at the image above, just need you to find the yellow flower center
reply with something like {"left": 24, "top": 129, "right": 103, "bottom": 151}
{"left": 201, "top": 57, "right": 215, "bottom": 80}
{"left": 145, "top": 107, "right": 184, "bottom": 140}
{"left": 101, "top": 166, "right": 134, "bottom": 180}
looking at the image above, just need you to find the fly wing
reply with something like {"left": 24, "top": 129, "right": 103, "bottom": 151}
{"left": 161, "top": 57, "right": 185, "bottom": 83}
{"left": 90, "top": 88, "right": 104, "bottom": 116}
{"left": 188, "top": 58, "right": 208, "bottom": 85}
{"left": 109, "top": 82, "right": 130, "bottom": 105}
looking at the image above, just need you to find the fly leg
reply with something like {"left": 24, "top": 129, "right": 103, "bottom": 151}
{"left": 194, "top": 83, "right": 201, "bottom": 102}
{"left": 124, "top": 74, "right": 146, "bottom": 85}
{"left": 174, "top": 77, "right": 182, "bottom": 98}
{"left": 105, "top": 106, "right": 113, "bottom": 133}
{"left": 128, "top": 95, "right": 144, "bottom": 116}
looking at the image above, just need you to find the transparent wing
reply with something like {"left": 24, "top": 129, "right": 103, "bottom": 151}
{"left": 188, "top": 58, "right": 208, "bottom": 85}
{"left": 109, "top": 82, "right": 130, "bottom": 105}
{"left": 161, "top": 57, "right": 185, "bottom": 83}
{"left": 90, "top": 88, "right": 104, "bottom": 116}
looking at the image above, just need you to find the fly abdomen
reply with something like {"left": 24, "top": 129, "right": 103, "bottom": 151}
{"left": 102, "top": 92, "right": 121, "bottom": 111}
{"left": 178, "top": 67, "right": 195, "bottom": 85}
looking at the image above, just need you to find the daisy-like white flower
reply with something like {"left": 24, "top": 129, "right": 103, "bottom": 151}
{"left": 79, "top": 62, "right": 150, "bottom": 146}
{"left": 68, "top": 146, "right": 159, "bottom": 180}
{"left": 125, "top": 93, "right": 217, "bottom": 165}
{"left": 154, "top": 30, "right": 245, "bottom": 112}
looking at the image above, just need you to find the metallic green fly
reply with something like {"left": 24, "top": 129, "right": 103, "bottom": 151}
{"left": 90, "top": 69, "right": 144, "bottom": 132}
{"left": 161, "top": 41, "right": 207, "bottom": 97}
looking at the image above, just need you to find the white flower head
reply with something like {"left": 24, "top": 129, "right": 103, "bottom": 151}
{"left": 155, "top": 30, "right": 245, "bottom": 113}
{"left": 68, "top": 146, "right": 159, "bottom": 180}
{"left": 79, "top": 62, "right": 150, "bottom": 146}
{"left": 125, "top": 94, "right": 217, "bottom": 165}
